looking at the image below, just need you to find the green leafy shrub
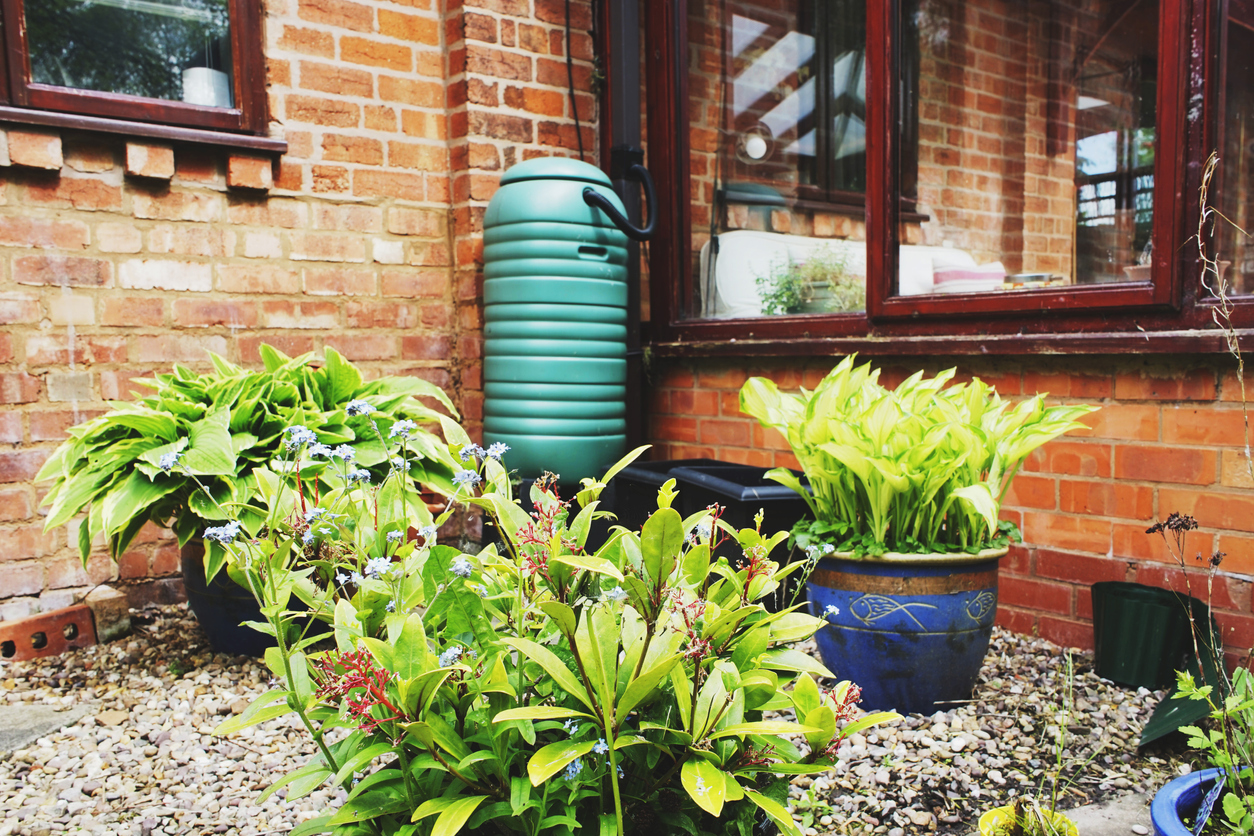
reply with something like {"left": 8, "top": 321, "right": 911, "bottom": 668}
{"left": 36, "top": 345, "right": 457, "bottom": 582}
{"left": 756, "top": 248, "right": 863, "bottom": 316}
{"left": 740, "top": 355, "right": 1097, "bottom": 556}
{"left": 214, "top": 434, "right": 898, "bottom": 836}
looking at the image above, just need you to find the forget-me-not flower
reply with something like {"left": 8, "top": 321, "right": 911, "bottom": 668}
{"left": 420, "top": 525, "right": 438, "bottom": 541}
{"left": 485, "top": 442, "right": 510, "bottom": 460}
{"left": 459, "top": 443, "right": 485, "bottom": 463}
{"left": 204, "top": 521, "right": 241, "bottom": 544}
{"left": 450, "top": 559, "right": 473, "bottom": 578}
{"left": 386, "top": 531, "right": 402, "bottom": 545}
{"left": 345, "top": 400, "right": 376, "bottom": 416}
{"left": 389, "top": 419, "right": 417, "bottom": 439}
{"left": 390, "top": 456, "right": 411, "bottom": 473}
{"left": 285, "top": 426, "right": 317, "bottom": 450}
{"left": 438, "top": 646, "right": 463, "bottom": 667}
{"left": 452, "top": 469, "right": 481, "bottom": 488}
{"left": 592, "top": 739, "right": 609, "bottom": 755}
{"left": 347, "top": 468, "right": 372, "bottom": 484}
{"left": 563, "top": 759, "right": 583, "bottom": 781}
{"left": 365, "top": 556, "right": 392, "bottom": 578}
{"left": 158, "top": 451, "right": 183, "bottom": 473}
{"left": 331, "top": 444, "right": 355, "bottom": 461}
{"left": 604, "top": 586, "right": 627, "bottom": 602}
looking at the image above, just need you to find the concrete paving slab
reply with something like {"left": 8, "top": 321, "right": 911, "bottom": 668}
{"left": 1065, "top": 792, "right": 1153, "bottom": 835}
{"left": 0, "top": 703, "right": 93, "bottom": 753}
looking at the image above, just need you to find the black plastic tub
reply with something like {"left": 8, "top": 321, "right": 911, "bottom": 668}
{"left": 607, "top": 458, "right": 726, "bottom": 533}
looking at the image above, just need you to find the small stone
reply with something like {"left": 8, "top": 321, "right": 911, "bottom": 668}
{"left": 1131, "top": 826, "right": 1149, "bottom": 835}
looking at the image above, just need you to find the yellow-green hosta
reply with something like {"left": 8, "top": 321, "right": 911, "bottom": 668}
{"left": 741, "top": 356, "right": 1098, "bottom": 555}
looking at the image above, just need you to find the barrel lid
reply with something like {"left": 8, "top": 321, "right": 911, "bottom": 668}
{"left": 499, "top": 157, "right": 612, "bottom": 187}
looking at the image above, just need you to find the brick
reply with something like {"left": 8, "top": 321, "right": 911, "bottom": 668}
{"left": 322, "top": 134, "right": 384, "bottom": 166}
{"left": 132, "top": 191, "right": 223, "bottom": 222}
{"left": 0, "top": 293, "right": 39, "bottom": 324}
{"left": 342, "top": 35, "right": 412, "bottom": 70}
{"left": 96, "top": 222, "right": 143, "bottom": 253}
{"left": 133, "top": 335, "right": 229, "bottom": 363}
{"left": 0, "top": 373, "right": 41, "bottom": 405}
{"left": 1022, "top": 512, "right": 1112, "bottom": 554}
{"left": 149, "top": 225, "right": 232, "bottom": 257}
{"left": 304, "top": 266, "right": 377, "bottom": 296}
{"left": 698, "top": 418, "right": 750, "bottom": 447}
{"left": 239, "top": 334, "right": 316, "bottom": 363}
{"left": 227, "top": 154, "right": 274, "bottom": 190}
{"left": 259, "top": 300, "right": 340, "bottom": 329}
{"left": 25, "top": 177, "right": 123, "bottom": 212}
{"left": 1037, "top": 616, "right": 1094, "bottom": 651}
{"left": 1071, "top": 404, "right": 1158, "bottom": 442}
{"left": 26, "top": 336, "right": 125, "bottom": 366}
{"left": 652, "top": 415, "right": 698, "bottom": 443}
{"left": 175, "top": 148, "right": 220, "bottom": 184}
{"left": 313, "top": 204, "right": 383, "bottom": 233}
{"left": 671, "top": 389, "right": 720, "bottom": 416}
{"left": 1162, "top": 407, "right": 1250, "bottom": 446}
{"left": 1023, "top": 440, "right": 1111, "bottom": 477}
{"left": 1221, "top": 451, "right": 1254, "bottom": 489}
{"left": 101, "top": 297, "right": 163, "bottom": 327}
{"left": 324, "top": 334, "right": 397, "bottom": 361}
{"left": 289, "top": 233, "right": 367, "bottom": 263}
{"left": 373, "top": 239, "right": 404, "bottom": 264}
{"left": 312, "top": 165, "right": 351, "bottom": 193}
{"left": 46, "top": 371, "right": 94, "bottom": 402}
{"left": 387, "top": 207, "right": 446, "bottom": 237}
{"left": 278, "top": 26, "right": 335, "bottom": 57}
{"left": 378, "top": 76, "right": 444, "bottom": 108}
{"left": 1114, "top": 368, "right": 1216, "bottom": 401}
{"left": 217, "top": 264, "right": 301, "bottom": 294}
{"left": 1113, "top": 445, "right": 1216, "bottom": 485}
{"left": 389, "top": 142, "right": 447, "bottom": 170}
{"left": 696, "top": 367, "right": 749, "bottom": 391}
{"left": 8, "top": 130, "right": 62, "bottom": 169}
{"left": 998, "top": 575, "right": 1072, "bottom": 615}
{"left": 285, "top": 95, "right": 360, "bottom": 128}
{"left": 504, "top": 85, "right": 565, "bottom": 117}
{"left": 469, "top": 111, "right": 533, "bottom": 142}
{"left": 1035, "top": 549, "right": 1130, "bottom": 585}
{"left": 0, "top": 488, "right": 33, "bottom": 522}
{"left": 400, "top": 334, "right": 452, "bottom": 359}
{"left": 1058, "top": 480, "right": 1153, "bottom": 519}
{"left": 227, "top": 198, "right": 308, "bottom": 229}
{"left": 0, "top": 413, "right": 19, "bottom": 444}
{"left": 352, "top": 170, "right": 425, "bottom": 201}
{"left": 13, "top": 254, "right": 111, "bottom": 288}
{"left": 298, "top": 0, "right": 373, "bottom": 31}
{"left": 381, "top": 268, "right": 446, "bottom": 296}
{"left": 125, "top": 142, "right": 175, "bottom": 179}
{"left": 345, "top": 300, "right": 417, "bottom": 328}
{"left": 379, "top": 9, "right": 440, "bottom": 44}
{"left": 172, "top": 299, "right": 260, "bottom": 328}
{"left": 64, "top": 144, "right": 114, "bottom": 173}
{"left": 99, "top": 370, "right": 152, "bottom": 400}
{"left": 48, "top": 294, "right": 95, "bottom": 326}
{"left": 297, "top": 63, "right": 373, "bottom": 100}
{"left": 0, "top": 450, "right": 49, "bottom": 483}
{"left": 119, "top": 259, "right": 212, "bottom": 292}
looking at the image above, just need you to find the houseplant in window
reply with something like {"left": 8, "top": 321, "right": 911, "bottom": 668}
{"left": 35, "top": 345, "right": 458, "bottom": 655}
{"left": 214, "top": 435, "right": 899, "bottom": 836}
{"left": 756, "top": 247, "right": 863, "bottom": 316}
{"left": 740, "top": 356, "right": 1097, "bottom": 714}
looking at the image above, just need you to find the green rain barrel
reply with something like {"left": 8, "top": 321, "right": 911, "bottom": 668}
{"left": 482, "top": 158, "right": 629, "bottom": 482}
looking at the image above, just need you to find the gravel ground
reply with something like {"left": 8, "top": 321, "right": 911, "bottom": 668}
{"left": 0, "top": 604, "right": 1192, "bottom": 836}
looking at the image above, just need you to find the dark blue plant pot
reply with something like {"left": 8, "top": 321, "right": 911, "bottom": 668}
{"left": 806, "top": 550, "right": 1005, "bottom": 715}
{"left": 181, "top": 541, "right": 272, "bottom": 658}
{"left": 1152, "top": 768, "right": 1224, "bottom": 836}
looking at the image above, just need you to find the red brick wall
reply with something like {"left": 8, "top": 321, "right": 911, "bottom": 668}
{"left": 648, "top": 353, "right": 1254, "bottom": 662}
{"left": 0, "top": 0, "right": 597, "bottom": 619}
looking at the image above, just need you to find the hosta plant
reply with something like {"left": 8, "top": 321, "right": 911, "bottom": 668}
{"left": 213, "top": 425, "right": 898, "bottom": 836}
{"left": 740, "top": 355, "right": 1097, "bottom": 556}
{"left": 35, "top": 344, "right": 458, "bottom": 583}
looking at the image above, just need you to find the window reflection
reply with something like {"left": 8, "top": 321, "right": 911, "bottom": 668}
{"left": 28, "top": 0, "right": 234, "bottom": 108}
{"left": 1215, "top": 6, "right": 1254, "bottom": 295}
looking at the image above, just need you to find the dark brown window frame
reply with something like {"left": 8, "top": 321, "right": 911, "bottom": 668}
{"left": 0, "top": 0, "right": 270, "bottom": 139}
{"left": 638, "top": 0, "right": 1254, "bottom": 355}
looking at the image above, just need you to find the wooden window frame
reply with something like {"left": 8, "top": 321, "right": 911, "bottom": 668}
{"left": 0, "top": 0, "right": 268, "bottom": 136}
{"left": 638, "top": 0, "right": 1253, "bottom": 355}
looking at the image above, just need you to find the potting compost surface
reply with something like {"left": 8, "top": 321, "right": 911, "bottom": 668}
{"left": 0, "top": 604, "right": 1192, "bottom": 836}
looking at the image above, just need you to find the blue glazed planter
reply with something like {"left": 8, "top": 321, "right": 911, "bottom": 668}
{"left": 806, "top": 549, "right": 1006, "bottom": 715}
{"left": 1151, "top": 768, "right": 1225, "bottom": 836}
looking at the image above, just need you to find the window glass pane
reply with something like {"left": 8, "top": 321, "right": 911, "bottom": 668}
{"left": 897, "top": 0, "right": 1158, "bottom": 297}
{"left": 27, "top": 0, "right": 234, "bottom": 108}
{"left": 1215, "top": 8, "right": 1254, "bottom": 296}
{"left": 686, "top": 0, "right": 868, "bottom": 320}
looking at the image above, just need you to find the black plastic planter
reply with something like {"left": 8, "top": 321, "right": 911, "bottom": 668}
{"left": 608, "top": 458, "right": 725, "bottom": 532}
{"left": 1091, "top": 581, "right": 1206, "bottom": 689}
{"left": 180, "top": 541, "right": 272, "bottom": 658}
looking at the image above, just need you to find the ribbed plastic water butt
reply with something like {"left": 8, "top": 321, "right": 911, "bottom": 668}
{"left": 483, "top": 158, "right": 629, "bottom": 482}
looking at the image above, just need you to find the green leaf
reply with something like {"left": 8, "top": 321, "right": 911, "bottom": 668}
{"left": 412, "top": 795, "right": 489, "bottom": 836}
{"left": 493, "top": 706, "right": 596, "bottom": 723}
{"left": 745, "top": 788, "right": 804, "bottom": 836}
{"left": 332, "top": 742, "right": 394, "bottom": 787}
{"left": 790, "top": 674, "right": 821, "bottom": 718}
{"left": 681, "top": 758, "right": 726, "bottom": 817}
{"left": 618, "top": 653, "right": 682, "bottom": 718}
{"left": 759, "top": 649, "right": 834, "bottom": 677}
{"left": 527, "top": 739, "right": 596, "bottom": 786}
{"left": 502, "top": 637, "right": 595, "bottom": 712}
{"left": 213, "top": 690, "right": 288, "bottom": 735}
{"left": 840, "top": 710, "right": 901, "bottom": 738}
{"left": 322, "top": 347, "right": 364, "bottom": 406}
{"left": 181, "top": 407, "right": 239, "bottom": 476}
{"left": 100, "top": 472, "right": 181, "bottom": 542}
{"left": 708, "top": 721, "right": 821, "bottom": 740}
{"left": 288, "top": 815, "right": 334, "bottom": 836}
{"left": 551, "top": 551, "right": 625, "bottom": 581}
{"left": 641, "top": 507, "right": 683, "bottom": 585}
{"left": 392, "top": 613, "right": 429, "bottom": 679}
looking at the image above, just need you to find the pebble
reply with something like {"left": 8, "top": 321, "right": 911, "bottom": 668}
{"left": 1132, "top": 826, "right": 1149, "bottom": 834}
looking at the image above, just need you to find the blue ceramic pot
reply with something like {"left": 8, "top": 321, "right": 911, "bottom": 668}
{"left": 1151, "top": 768, "right": 1225, "bottom": 836}
{"left": 806, "top": 549, "right": 1006, "bottom": 715}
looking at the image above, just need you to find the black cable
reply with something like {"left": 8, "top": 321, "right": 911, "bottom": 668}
{"left": 565, "top": 0, "right": 584, "bottom": 161}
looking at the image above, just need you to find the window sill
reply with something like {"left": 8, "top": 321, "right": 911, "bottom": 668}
{"left": 647, "top": 328, "right": 1250, "bottom": 357}
{"left": 0, "top": 105, "right": 286, "bottom": 154}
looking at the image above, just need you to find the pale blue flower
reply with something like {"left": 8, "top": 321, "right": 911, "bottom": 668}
{"left": 485, "top": 442, "right": 509, "bottom": 460}
{"left": 305, "top": 508, "right": 329, "bottom": 524}
{"left": 302, "top": 530, "right": 316, "bottom": 545}
{"left": 350, "top": 571, "right": 364, "bottom": 585}
{"left": 347, "top": 468, "right": 371, "bottom": 484}
{"left": 386, "top": 601, "right": 396, "bottom": 612}
{"left": 592, "top": 739, "right": 609, "bottom": 755}
{"left": 604, "top": 586, "right": 627, "bottom": 602}
{"left": 390, "top": 456, "right": 412, "bottom": 473}
{"left": 364, "top": 556, "right": 392, "bottom": 578}
{"left": 204, "top": 521, "right": 241, "bottom": 544}
{"left": 345, "top": 400, "right": 375, "bottom": 416}
{"left": 450, "top": 559, "right": 473, "bottom": 578}
{"left": 389, "top": 419, "right": 417, "bottom": 439}
{"left": 824, "top": 604, "right": 840, "bottom": 618}
{"left": 563, "top": 719, "right": 580, "bottom": 734}
{"left": 386, "top": 531, "right": 402, "bottom": 544}
{"left": 336, "top": 571, "right": 350, "bottom": 585}
{"left": 439, "top": 646, "right": 463, "bottom": 667}
{"left": 307, "top": 443, "right": 333, "bottom": 458}
{"left": 459, "top": 443, "right": 485, "bottom": 463}
{"left": 331, "top": 444, "right": 355, "bottom": 461}
{"left": 285, "top": 426, "right": 317, "bottom": 450}
{"left": 420, "top": 525, "right": 438, "bottom": 541}
{"left": 617, "top": 765, "right": 623, "bottom": 778}
{"left": 563, "top": 759, "right": 583, "bottom": 781}
{"left": 452, "top": 469, "right": 481, "bottom": 488}
{"left": 157, "top": 451, "right": 183, "bottom": 473}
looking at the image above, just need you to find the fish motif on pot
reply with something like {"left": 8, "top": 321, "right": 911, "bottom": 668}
{"left": 850, "top": 594, "right": 938, "bottom": 630}
{"left": 965, "top": 591, "right": 996, "bottom": 624}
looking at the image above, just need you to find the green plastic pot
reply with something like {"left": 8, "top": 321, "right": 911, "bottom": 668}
{"left": 1091, "top": 582, "right": 1204, "bottom": 689}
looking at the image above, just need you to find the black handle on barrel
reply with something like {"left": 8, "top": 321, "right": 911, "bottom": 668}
{"left": 582, "top": 163, "right": 656, "bottom": 242}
